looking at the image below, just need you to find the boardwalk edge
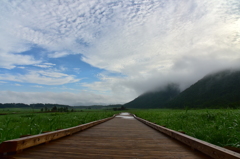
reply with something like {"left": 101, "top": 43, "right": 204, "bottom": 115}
{"left": 0, "top": 114, "right": 116, "bottom": 155}
{"left": 133, "top": 114, "right": 240, "bottom": 159}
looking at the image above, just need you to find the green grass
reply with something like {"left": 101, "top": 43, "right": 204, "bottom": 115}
{"left": 0, "top": 110, "right": 116, "bottom": 143}
{"left": 3, "top": 108, "right": 238, "bottom": 148}
{"left": 129, "top": 109, "right": 240, "bottom": 148}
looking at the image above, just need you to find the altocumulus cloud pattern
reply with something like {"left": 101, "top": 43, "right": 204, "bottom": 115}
{"left": 0, "top": 0, "right": 239, "bottom": 105}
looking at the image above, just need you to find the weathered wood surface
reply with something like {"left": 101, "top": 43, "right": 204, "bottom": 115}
{"left": 3, "top": 113, "right": 212, "bottom": 159}
{"left": 0, "top": 115, "right": 115, "bottom": 154}
{"left": 133, "top": 114, "right": 240, "bottom": 159}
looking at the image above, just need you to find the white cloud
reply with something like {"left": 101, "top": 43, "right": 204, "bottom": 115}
{"left": 59, "top": 66, "right": 67, "bottom": 71}
{"left": 73, "top": 68, "right": 81, "bottom": 74}
{"left": 82, "top": 0, "right": 240, "bottom": 74}
{"left": 0, "top": 15, "right": 41, "bottom": 69}
{"left": 35, "top": 63, "right": 56, "bottom": 68}
{"left": 0, "top": 0, "right": 240, "bottom": 104}
{"left": 0, "top": 81, "right": 7, "bottom": 84}
{"left": 32, "top": 85, "right": 43, "bottom": 88}
{"left": 0, "top": 91, "right": 125, "bottom": 106}
{"left": 0, "top": 70, "right": 80, "bottom": 85}
{"left": 80, "top": 0, "right": 240, "bottom": 95}
{"left": 14, "top": 84, "right": 22, "bottom": 86}
{"left": 0, "top": 52, "right": 41, "bottom": 69}
{"left": 48, "top": 52, "right": 70, "bottom": 58}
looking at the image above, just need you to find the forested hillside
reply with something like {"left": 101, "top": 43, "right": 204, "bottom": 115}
{"left": 125, "top": 69, "right": 240, "bottom": 109}
{"left": 167, "top": 70, "right": 240, "bottom": 108}
{"left": 124, "top": 84, "right": 180, "bottom": 108}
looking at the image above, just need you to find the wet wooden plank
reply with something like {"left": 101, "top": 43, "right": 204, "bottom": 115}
{"left": 4, "top": 113, "right": 212, "bottom": 159}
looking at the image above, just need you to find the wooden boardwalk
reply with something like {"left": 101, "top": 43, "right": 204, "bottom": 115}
{"left": 4, "top": 113, "right": 212, "bottom": 159}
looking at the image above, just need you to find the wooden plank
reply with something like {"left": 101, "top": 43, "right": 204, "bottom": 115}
{"left": 133, "top": 114, "right": 240, "bottom": 159}
{"left": 0, "top": 115, "right": 115, "bottom": 154}
{"left": 5, "top": 113, "right": 211, "bottom": 159}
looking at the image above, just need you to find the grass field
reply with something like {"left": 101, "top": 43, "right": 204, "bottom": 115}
{"left": 129, "top": 109, "right": 240, "bottom": 148}
{"left": 0, "top": 110, "right": 116, "bottom": 143}
{"left": 1, "top": 108, "right": 239, "bottom": 149}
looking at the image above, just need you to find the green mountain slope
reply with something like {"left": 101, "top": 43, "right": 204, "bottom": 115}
{"left": 124, "top": 84, "right": 180, "bottom": 108}
{"left": 124, "top": 69, "right": 240, "bottom": 109}
{"left": 167, "top": 70, "right": 240, "bottom": 108}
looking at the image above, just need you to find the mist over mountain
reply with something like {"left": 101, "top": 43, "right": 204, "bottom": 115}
{"left": 124, "top": 84, "right": 180, "bottom": 108}
{"left": 124, "top": 69, "right": 240, "bottom": 109}
{"left": 167, "top": 69, "right": 240, "bottom": 108}
{"left": 0, "top": 1, "right": 240, "bottom": 105}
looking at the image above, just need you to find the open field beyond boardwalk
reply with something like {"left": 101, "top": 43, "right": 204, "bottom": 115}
{"left": 0, "top": 110, "right": 116, "bottom": 143}
{"left": 129, "top": 109, "right": 240, "bottom": 148}
{"left": 1, "top": 108, "right": 240, "bottom": 150}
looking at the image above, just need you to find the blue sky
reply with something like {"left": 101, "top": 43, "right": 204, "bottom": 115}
{"left": 0, "top": 0, "right": 240, "bottom": 105}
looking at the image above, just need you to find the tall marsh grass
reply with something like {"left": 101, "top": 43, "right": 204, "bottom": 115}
{"left": 130, "top": 109, "right": 240, "bottom": 148}
{"left": 0, "top": 111, "right": 115, "bottom": 143}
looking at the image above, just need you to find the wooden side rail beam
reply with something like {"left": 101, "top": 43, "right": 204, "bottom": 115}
{"left": 0, "top": 115, "right": 116, "bottom": 154}
{"left": 133, "top": 114, "right": 240, "bottom": 159}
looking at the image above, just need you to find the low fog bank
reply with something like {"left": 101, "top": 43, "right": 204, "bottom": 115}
{"left": 121, "top": 62, "right": 240, "bottom": 97}
{"left": 1, "top": 66, "right": 240, "bottom": 106}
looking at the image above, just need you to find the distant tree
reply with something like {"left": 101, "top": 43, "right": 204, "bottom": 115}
{"left": 60, "top": 107, "right": 64, "bottom": 112}
{"left": 51, "top": 106, "right": 57, "bottom": 112}
{"left": 121, "top": 106, "right": 126, "bottom": 110}
{"left": 4, "top": 103, "right": 16, "bottom": 108}
{"left": 62, "top": 106, "right": 68, "bottom": 112}
{"left": 16, "top": 103, "right": 29, "bottom": 108}
{"left": 30, "top": 103, "right": 45, "bottom": 108}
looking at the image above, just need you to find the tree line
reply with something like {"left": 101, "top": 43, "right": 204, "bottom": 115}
{"left": 0, "top": 103, "right": 70, "bottom": 109}
{"left": 40, "top": 105, "right": 74, "bottom": 112}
